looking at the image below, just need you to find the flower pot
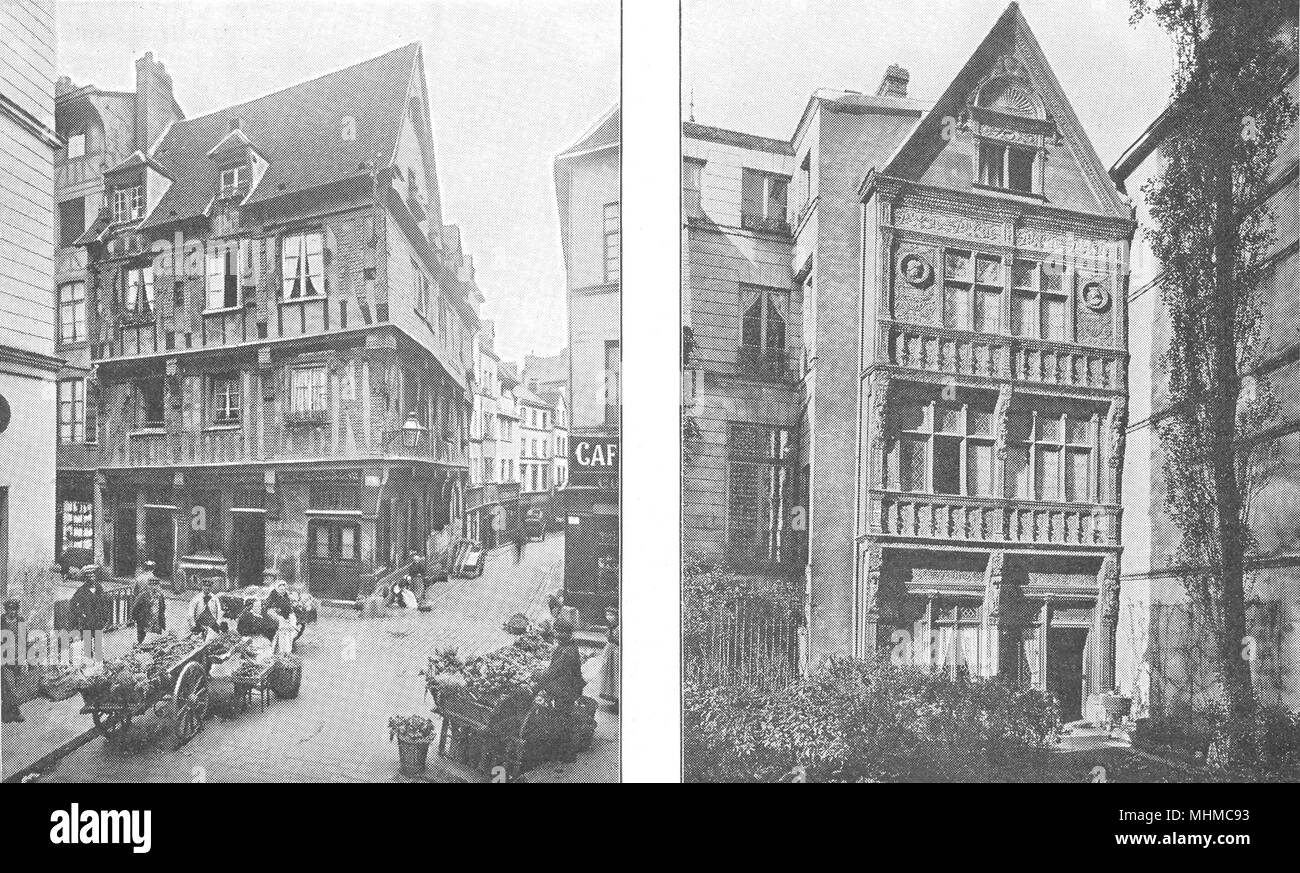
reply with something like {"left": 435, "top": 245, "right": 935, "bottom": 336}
{"left": 396, "top": 738, "right": 430, "bottom": 776}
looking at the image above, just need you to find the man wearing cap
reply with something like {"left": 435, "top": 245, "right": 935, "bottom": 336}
{"left": 69, "top": 565, "right": 109, "bottom": 657}
{"left": 131, "top": 575, "right": 166, "bottom": 644}
{"left": 531, "top": 619, "right": 587, "bottom": 764}
{"left": 188, "top": 577, "right": 225, "bottom": 635}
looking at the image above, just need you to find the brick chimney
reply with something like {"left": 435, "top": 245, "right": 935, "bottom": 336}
{"left": 876, "top": 64, "right": 909, "bottom": 99}
{"left": 134, "top": 51, "right": 179, "bottom": 151}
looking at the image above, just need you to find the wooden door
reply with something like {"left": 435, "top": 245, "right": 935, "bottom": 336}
{"left": 306, "top": 519, "right": 362, "bottom": 601}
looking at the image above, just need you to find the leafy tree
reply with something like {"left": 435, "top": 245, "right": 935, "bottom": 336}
{"left": 1129, "top": 0, "right": 1296, "bottom": 762}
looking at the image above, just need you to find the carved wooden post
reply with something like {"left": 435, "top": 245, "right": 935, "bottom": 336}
{"left": 993, "top": 383, "right": 1013, "bottom": 509}
{"left": 1105, "top": 396, "right": 1127, "bottom": 505}
{"left": 868, "top": 370, "right": 892, "bottom": 491}
{"left": 1095, "top": 554, "right": 1119, "bottom": 693}
{"left": 860, "top": 541, "right": 883, "bottom": 659}
{"left": 983, "top": 550, "right": 1005, "bottom": 679}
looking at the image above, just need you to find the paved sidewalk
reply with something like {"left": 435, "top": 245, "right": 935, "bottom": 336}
{"left": 8, "top": 534, "right": 618, "bottom": 783}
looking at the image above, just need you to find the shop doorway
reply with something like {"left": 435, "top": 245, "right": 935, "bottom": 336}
{"left": 1048, "top": 627, "right": 1088, "bottom": 722}
{"left": 143, "top": 508, "right": 174, "bottom": 579}
{"left": 230, "top": 512, "right": 266, "bottom": 588}
{"left": 114, "top": 502, "right": 137, "bottom": 578}
{"left": 306, "top": 519, "right": 362, "bottom": 601}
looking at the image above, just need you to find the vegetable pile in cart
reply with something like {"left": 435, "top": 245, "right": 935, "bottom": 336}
{"left": 74, "top": 631, "right": 212, "bottom": 706}
{"left": 421, "top": 620, "right": 598, "bottom": 778}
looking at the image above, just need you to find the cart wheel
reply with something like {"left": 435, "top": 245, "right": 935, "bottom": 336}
{"left": 91, "top": 707, "right": 130, "bottom": 740}
{"left": 171, "top": 661, "right": 209, "bottom": 749}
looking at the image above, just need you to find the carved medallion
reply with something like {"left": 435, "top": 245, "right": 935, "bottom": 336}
{"left": 1081, "top": 280, "right": 1110, "bottom": 312}
{"left": 899, "top": 253, "right": 933, "bottom": 288}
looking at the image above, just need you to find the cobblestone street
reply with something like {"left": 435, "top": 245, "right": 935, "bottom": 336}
{"left": 6, "top": 533, "right": 619, "bottom": 783}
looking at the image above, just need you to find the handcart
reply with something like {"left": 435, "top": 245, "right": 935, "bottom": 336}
{"left": 433, "top": 687, "right": 597, "bottom": 781}
{"left": 78, "top": 638, "right": 216, "bottom": 750}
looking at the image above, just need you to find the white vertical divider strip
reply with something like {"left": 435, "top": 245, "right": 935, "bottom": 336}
{"left": 621, "top": 0, "right": 682, "bottom": 783}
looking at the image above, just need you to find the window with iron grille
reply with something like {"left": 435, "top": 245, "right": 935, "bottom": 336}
{"left": 61, "top": 500, "right": 94, "bottom": 553}
{"left": 727, "top": 423, "right": 794, "bottom": 563}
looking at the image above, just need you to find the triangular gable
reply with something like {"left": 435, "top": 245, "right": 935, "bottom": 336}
{"left": 389, "top": 44, "right": 443, "bottom": 229}
{"left": 205, "top": 127, "right": 265, "bottom": 162}
{"left": 104, "top": 150, "right": 150, "bottom": 175}
{"left": 883, "top": 2, "right": 1128, "bottom": 220}
{"left": 558, "top": 104, "right": 619, "bottom": 157}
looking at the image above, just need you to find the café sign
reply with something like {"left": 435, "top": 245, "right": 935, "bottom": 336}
{"left": 569, "top": 437, "right": 619, "bottom": 471}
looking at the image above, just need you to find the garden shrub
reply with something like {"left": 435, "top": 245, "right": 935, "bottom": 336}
{"left": 684, "top": 654, "right": 1061, "bottom": 783}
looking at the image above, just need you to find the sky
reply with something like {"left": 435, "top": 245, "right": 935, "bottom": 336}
{"left": 683, "top": 0, "right": 1177, "bottom": 172}
{"left": 57, "top": 0, "right": 619, "bottom": 364}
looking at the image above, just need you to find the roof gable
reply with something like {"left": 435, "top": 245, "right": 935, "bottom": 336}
{"left": 558, "top": 104, "right": 619, "bottom": 156}
{"left": 883, "top": 2, "right": 1128, "bottom": 220}
{"left": 140, "top": 43, "right": 419, "bottom": 230}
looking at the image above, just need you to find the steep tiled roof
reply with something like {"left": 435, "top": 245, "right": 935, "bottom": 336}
{"left": 140, "top": 43, "right": 418, "bottom": 230}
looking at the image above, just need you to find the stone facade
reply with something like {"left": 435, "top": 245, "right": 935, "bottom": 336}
{"left": 0, "top": 0, "right": 60, "bottom": 596}
{"left": 682, "top": 123, "right": 800, "bottom": 575}
{"left": 850, "top": 9, "right": 1135, "bottom": 722}
{"left": 1114, "top": 62, "right": 1299, "bottom": 716}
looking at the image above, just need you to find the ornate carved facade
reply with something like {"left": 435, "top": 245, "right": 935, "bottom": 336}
{"left": 845, "top": 6, "right": 1136, "bottom": 721}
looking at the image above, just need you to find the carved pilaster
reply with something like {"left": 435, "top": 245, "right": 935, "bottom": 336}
{"left": 993, "top": 383, "right": 1014, "bottom": 462}
{"left": 868, "top": 370, "right": 892, "bottom": 489}
{"left": 860, "top": 542, "right": 884, "bottom": 658}
{"left": 1098, "top": 554, "right": 1120, "bottom": 624}
{"left": 1105, "top": 396, "right": 1127, "bottom": 504}
{"left": 983, "top": 550, "right": 1005, "bottom": 678}
{"left": 993, "top": 384, "right": 1014, "bottom": 500}
{"left": 1095, "top": 554, "right": 1120, "bottom": 691}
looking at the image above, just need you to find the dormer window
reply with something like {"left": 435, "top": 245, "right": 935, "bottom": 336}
{"left": 978, "top": 141, "right": 1036, "bottom": 194}
{"left": 112, "top": 183, "right": 145, "bottom": 224}
{"left": 220, "top": 166, "right": 247, "bottom": 191}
